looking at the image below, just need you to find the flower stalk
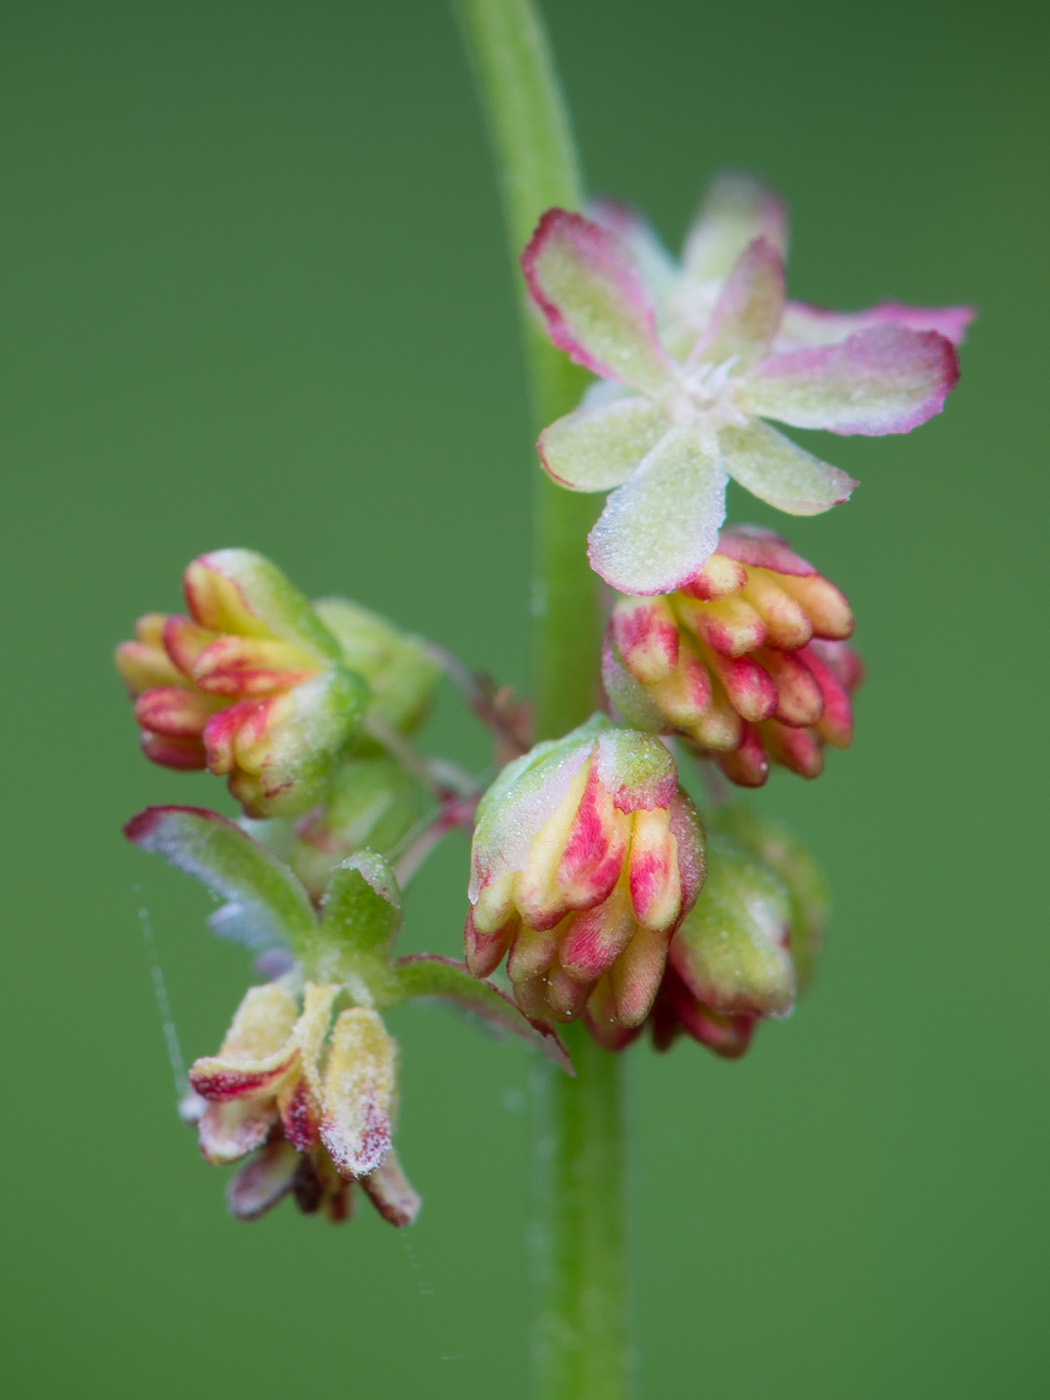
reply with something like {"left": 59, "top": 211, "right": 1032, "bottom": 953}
{"left": 455, "top": 2, "right": 631, "bottom": 1395}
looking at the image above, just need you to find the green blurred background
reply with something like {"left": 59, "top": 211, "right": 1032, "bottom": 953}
{"left": 3, "top": 0, "right": 1046, "bottom": 1394}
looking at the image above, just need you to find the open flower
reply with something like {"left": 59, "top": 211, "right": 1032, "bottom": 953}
{"left": 602, "top": 526, "right": 863, "bottom": 785}
{"left": 115, "top": 550, "right": 368, "bottom": 817}
{"left": 522, "top": 175, "right": 970, "bottom": 594}
{"left": 465, "top": 716, "right": 706, "bottom": 1029}
{"left": 188, "top": 979, "right": 420, "bottom": 1226}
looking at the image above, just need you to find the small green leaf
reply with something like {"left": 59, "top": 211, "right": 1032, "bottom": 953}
{"left": 392, "top": 955, "right": 573, "bottom": 1073}
{"left": 317, "top": 851, "right": 403, "bottom": 966}
{"left": 124, "top": 805, "right": 315, "bottom": 949}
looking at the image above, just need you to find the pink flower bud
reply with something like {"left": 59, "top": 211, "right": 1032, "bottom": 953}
{"left": 465, "top": 716, "right": 706, "bottom": 1030}
{"left": 602, "top": 527, "right": 863, "bottom": 787}
{"left": 115, "top": 550, "right": 367, "bottom": 817}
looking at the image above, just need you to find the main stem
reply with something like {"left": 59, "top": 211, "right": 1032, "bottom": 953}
{"left": 455, "top": 3, "right": 631, "bottom": 1398}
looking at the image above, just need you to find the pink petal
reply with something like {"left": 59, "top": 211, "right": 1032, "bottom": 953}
{"left": 538, "top": 396, "right": 668, "bottom": 491}
{"left": 715, "top": 525, "right": 815, "bottom": 576}
{"left": 610, "top": 595, "right": 680, "bottom": 684}
{"left": 588, "top": 422, "right": 728, "bottom": 595}
{"left": 197, "top": 1098, "right": 278, "bottom": 1165}
{"left": 361, "top": 1149, "right": 422, "bottom": 1227}
{"left": 226, "top": 1138, "right": 300, "bottom": 1220}
{"left": 133, "top": 686, "right": 216, "bottom": 739}
{"left": 521, "top": 209, "right": 674, "bottom": 394}
{"left": 742, "top": 325, "right": 960, "bottom": 436}
{"left": 719, "top": 420, "right": 856, "bottom": 515}
{"left": 780, "top": 299, "right": 974, "bottom": 349}
{"left": 191, "top": 635, "right": 318, "bottom": 697}
{"left": 682, "top": 172, "right": 788, "bottom": 281}
{"left": 587, "top": 198, "right": 679, "bottom": 303}
{"left": 690, "top": 238, "right": 785, "bottom": 369}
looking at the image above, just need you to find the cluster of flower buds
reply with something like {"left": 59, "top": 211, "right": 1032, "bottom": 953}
{"left": 127, "top": 805, "right": 570, "bottom": 1225}
{"left": 465, "top": 716, "right": 706, "bottom": 1029}
{"left": 588, "top": 807, "right": 827, "bottom": 1059}
{"left": 603, "top": 526, "right": 862, "bottom": 785}
{"left": 115, "top": 550, "right": 439, "bottom": 818}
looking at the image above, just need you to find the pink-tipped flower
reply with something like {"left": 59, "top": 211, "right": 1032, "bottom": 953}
{"left": 602, "top": 525, "right": 863, "bottom": 786}
{"left": 522, "top": 173, "right": 971, "bottom": 595}
{"left": 189, "top": 979, "right": 419, "bottom": 1227}
{"left": 588, "top": 819, "right": 826, "bottom": 1060}
{"left": 115, "top": 550, "right": 368, "bottom": 817}
{"left": 464, "top": 715, "right": 706, "bottom": 1030}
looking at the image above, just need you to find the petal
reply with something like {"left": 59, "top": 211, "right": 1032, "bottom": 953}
{"left": 226, "top": 1138, "right": 300, "bottom": 1219}
{"left": 587, "top": 422, "right": 728, "bottom": 595}
{"left": 185, "top": 550, "right": 341, "bottom": 661}
{"left": 133, "top": 686, "right": 218, "bottom": 738}
{"left": 361, "top": 1149, "right": 422, "bottom": 1227}
{"left": 197, "top": 1098, "right": 279, "bottom": 1164}
{"left": 189, "top": 982, "right": 300, "bottom": 1100}
{"left": 191, "top": 635, "right": 319, "bottom": 697}
{"left": 538, "top": 397, "right": 669, "bottom": 492}
{"left": 682, "top": 172, "right": 788, "bottom": 282}
{"left": 587, "top": 198, "right": 679, "bottom": 306}
{"left": 780, "top": 299, "right": 975, "bottom": 349}
{"left": 741, "top": 325, "right": 960, "bottom": 436}
{"left": 627, "top": 808, "right": 683, "bottom": 932}
{"left": 690, "top": 238, "right": 784, "bottom": 369}
{"left": 610, "top": 595, "right": 680, "bottom": 684}
{"left": 279, "top": 982, "right": 339, "bottom": 1150}
{"left": 719, "top": 420, "right": 856, "bottom": 516}
{"left": 319, "top": 1008, "right": 397, "bottom": 1179}
{"left": 521, "top": 209, "right": 674, "bottom": 394}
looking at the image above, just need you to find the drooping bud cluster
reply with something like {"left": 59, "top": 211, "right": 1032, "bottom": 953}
{"left": 588, "top": 809, "right": 827, "bottom": 1058}
{"left": 126, "top": 804, "right": 571, "bottom": 1226}
{"left": 188, "top": 979, "right": 418, "bottom": 1225}
{"left": 465, "top": 716, "right": 706, "bottom": 1029}
{"left": 603, "top": 526, "right": 862, "bottom": 785}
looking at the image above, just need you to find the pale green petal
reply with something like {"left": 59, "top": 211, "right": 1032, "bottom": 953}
{"left": 588, "top": 422, "right": 728, "bottom": 595}
{"left": 681, "top": 172, "right": 789, "bottom": 281}
{"left": 539, "top": 397, "right": 670, "bottom": 491}
{"left": 719, "top": 420, "right": 856, "bottom": 515}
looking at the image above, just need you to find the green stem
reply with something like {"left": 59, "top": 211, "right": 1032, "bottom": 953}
{"left": 455, "top": 0, "right": 603, "bottom": 740}
{"left": 455, "top": 4, "right": 630, "bottom": 1398}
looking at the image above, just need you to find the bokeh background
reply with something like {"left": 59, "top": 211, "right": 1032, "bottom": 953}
{"left": 3, "top": 0, "right": 1047, "bottom": 1395}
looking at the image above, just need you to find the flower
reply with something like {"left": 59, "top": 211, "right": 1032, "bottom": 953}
{"left": 464, "top": 715, "right": 706, "bottom": 1029}
{"left": 188, "top": 978, "right": 420, "bottom": 1226}
{"left": 521, "top": 173, "right": 971, "bottom": 594}
{"left": 115, "top": 549, "right": 369, "bottom": 818}
{"left": 602, "top": 525, "right": 863, "bottom": 785}
{"left": 587, "top": 816, "right": 827, "bottom": 1059}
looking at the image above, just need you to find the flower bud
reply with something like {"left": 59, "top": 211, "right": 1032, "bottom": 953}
{"left": 589, "top": 821, "right": 827, "bottom": 1058}
{"left": 115, "top": 550, "right": 368, "bottom": 817}
{"left": 710, "top": 805, "right": 828, "bottom": 991}
{"left": 465, "top": 715, "right": 706, "bottom": 1029}
{"left": 189, "top": 979, "right": 420, "bottom": 1227}
{"left": 588, "top": 832, "right": 794, "bottom": 1057}
{"left": 602, "top": 526, "right": 863, "bottom": 786}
